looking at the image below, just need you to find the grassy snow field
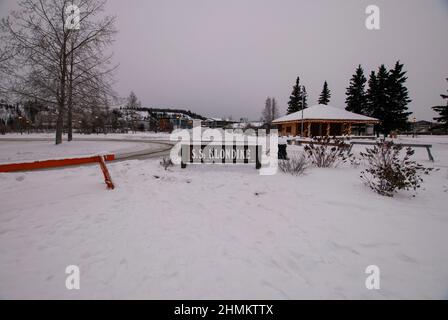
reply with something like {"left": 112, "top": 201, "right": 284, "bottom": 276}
{"left": 0, "top": 136, "right": 447, "bottom": 299}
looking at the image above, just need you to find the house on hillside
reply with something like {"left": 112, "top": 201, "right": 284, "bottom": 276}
{"left": 203, "top": 118, "right": 238, "bottom": 129}
{"left": 273, "top": 104, "right": 380, "bottom": 137}
{"left": 413, "top": 120, "right": 435, "bottom": 135}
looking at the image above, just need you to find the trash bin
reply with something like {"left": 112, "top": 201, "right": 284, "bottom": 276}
{"left": 278, "top": 137, "right": 288, "bottom": 160}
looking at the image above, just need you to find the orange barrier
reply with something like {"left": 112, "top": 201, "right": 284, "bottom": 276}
{"left": 98, "top": 155, "right": 115, "bottom": 190}
{"left": 0, "top": 154, "right": 115, "bottom": 173}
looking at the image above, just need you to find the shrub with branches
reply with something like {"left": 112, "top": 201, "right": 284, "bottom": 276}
{"left": 279, "top": 153, "right": 308, "bottom": 176}
{"left": 303, "top": 137, "right": 352, "bottom": 168}
{"left": 160, "top": 157, "right": 174, "bottom": 170}
{"left": 360, "top": 141, "right": 433, "bottom": 197}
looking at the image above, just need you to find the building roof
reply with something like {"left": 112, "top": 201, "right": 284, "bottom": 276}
{"left": 273, "top": 104, "right": 379, "bottom": 123}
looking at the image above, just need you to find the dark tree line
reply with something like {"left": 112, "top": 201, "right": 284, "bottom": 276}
{"left": 345, "top": 61, "right": 412, "bottom": 136}
{"left": 432, "top": 78, "right": 448, "bottom": 133}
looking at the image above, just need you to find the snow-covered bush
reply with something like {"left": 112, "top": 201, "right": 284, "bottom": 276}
{"left": 160, "top": 157, "right": 174, "bottom": 170}
{"left": 360, "top": 141, "right": 433, "bottom": 197}
{"left": 278, "top": 153, "right": 308, "bottom": 176}
{"left": 303, "top": 137, "right": 352, "bottom": 168}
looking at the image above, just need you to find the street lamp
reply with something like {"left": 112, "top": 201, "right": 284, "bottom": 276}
{"left": 95, "top": 116, "right": 99, "bottom": 134}
{"left": 412, "top": 117, "right": 417, "bottom": 138}
{"left": 18, "top": 116, "right": 23, "bottom": 135}
{"left": 300, "top": 86, "right": 305, "bottom": 137}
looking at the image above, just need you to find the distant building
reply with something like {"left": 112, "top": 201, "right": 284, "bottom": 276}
{"left": 231, "top": 121, "right": 264, "bottom": 130}
{"left": 413, "top": 120, "right": 435, "bottom": 134}
{"left": 110, "top": 105, "right": 205, "bottom": 132}
{"left": 203, "top": 118, "right": 238, "bottom": 129}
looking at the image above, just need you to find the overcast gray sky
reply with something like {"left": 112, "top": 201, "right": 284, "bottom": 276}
{"left": 1, "top": 0, "right": 447, "bottom": 120}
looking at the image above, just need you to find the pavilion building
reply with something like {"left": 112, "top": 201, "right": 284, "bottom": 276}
{"left": 273, "top": 104, "right": 380, "bottom": 137}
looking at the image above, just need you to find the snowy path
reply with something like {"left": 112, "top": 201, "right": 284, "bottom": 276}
{"left": 0, "top": 138, "right": 173, "bottom": 167}
{"left": 0, "top": 132, "right": 172, "bottom": 142}
{"left": 1, "top": 144, "right": 447, "bottom": 299}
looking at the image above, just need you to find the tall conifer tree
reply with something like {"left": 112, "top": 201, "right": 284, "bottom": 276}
{"left": 345, "top": 65, "right": 367, "bottom": 114}
{"left": 385, "top": 61, "right": 412, "bottom": 133}
{"left": 366, "top": 62, "right": 412, "bottom": 136}
{"left": 287, "top": 77, "right": 307, "bottom": 114}
{"left": 318, "top": 81, "right": 331, "bottom": 105}
{"left": 432, "top": 78, "right": 448, "bottom": 133}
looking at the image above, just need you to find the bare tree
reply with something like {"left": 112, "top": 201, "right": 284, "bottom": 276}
{"left": 271, "top": 97, "right": 280, "bottom": 122}
{"left": 125, "top": 91, "right": 141, "bottom": 133}
{"left": 0, "top": 44, "right": 13, "bottom": 76}
{"left": 65, "top": 7, "right": 117, "bottom": 141}
{"left": 262, "top": 97, "right": 280, "bottom": 125}
{"left": 0, "top": 0, "right": 117, "bottom": 144}
{"left": 262, "top": 97, "right": 272, "bottom": 124}
{"left": 0, "top": 29, "right": 17, "bottom": 98}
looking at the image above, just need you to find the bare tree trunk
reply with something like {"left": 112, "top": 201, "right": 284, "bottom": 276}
{"left": 55, "top": 102, "right": 64, "bottom": 145}
{"left": 56, "top": 40, "right": 68, "bottom": 145}
{"left": 67, "top": 98, "right": 73, "bottom": 140}
{"left": 67, "top": 42, "right": 74, "bottom": 142}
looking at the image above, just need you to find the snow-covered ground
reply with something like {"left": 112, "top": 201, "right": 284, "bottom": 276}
{"left": 0, "top": 136, "right": 447, "bottom": 299}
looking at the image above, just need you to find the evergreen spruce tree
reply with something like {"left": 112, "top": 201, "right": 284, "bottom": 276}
{"left": 366, "top": 70, "right": 378, "bottom": 117}
{"left": 432, "top": 78, "right": 448, "bottom": 133}
{"left": 345, "top": 65, "right": 367, "bottom": 114}
{"left": 318, "top": 81, "right": 331, "bottom": 105}
{"left": 386, "top": 61, "right": 412, "bottom": 133}
{"left": 366, "top": 66, "right": 389, "bottom": 135}
{"left": 287, "top": 77, "right": 307, "bottom": 114}
{"left": 367, "top": 62, "right": 412, "bottom": 136}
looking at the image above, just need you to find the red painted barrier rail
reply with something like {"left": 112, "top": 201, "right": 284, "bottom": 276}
{"left": 0, "top": 154, "right": 115, "bottom": 173}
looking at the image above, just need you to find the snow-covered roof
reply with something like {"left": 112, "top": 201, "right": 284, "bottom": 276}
{"left": 231, "top": 121, "right": 264, "bottom": 129}
{"left": 205, "top": 118, "right": 223, "bottom": 122}
{"left": 273, "top": 104, "right": 379, "bottom": 123}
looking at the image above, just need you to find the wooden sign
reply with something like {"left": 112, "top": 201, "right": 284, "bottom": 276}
{"left": 181, "top": 144, "right": 262, "bottom": 169}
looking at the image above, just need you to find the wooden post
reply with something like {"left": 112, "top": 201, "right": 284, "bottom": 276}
{"left": 326, "top": 123, "right": 331, "bottom": 136}
{"left": 98, "top": 155, "right": 115, "bottom": 190}
{"left": 426, "top": 146, "right": 434, "bottom": 162}
{"left": 348, "top": 123, "right": 352, "bottom": 136}
{"left": 291, "top": 123, "right": 297, "bottom": 137}
{"left": 181, "top": 144, "right": 188, "bottom": 169}
{"left": 307, "top": 122, "right": 312, "bottom": 138}
{"left": 256, "top": 145, "right": 262, "bottom": 170}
